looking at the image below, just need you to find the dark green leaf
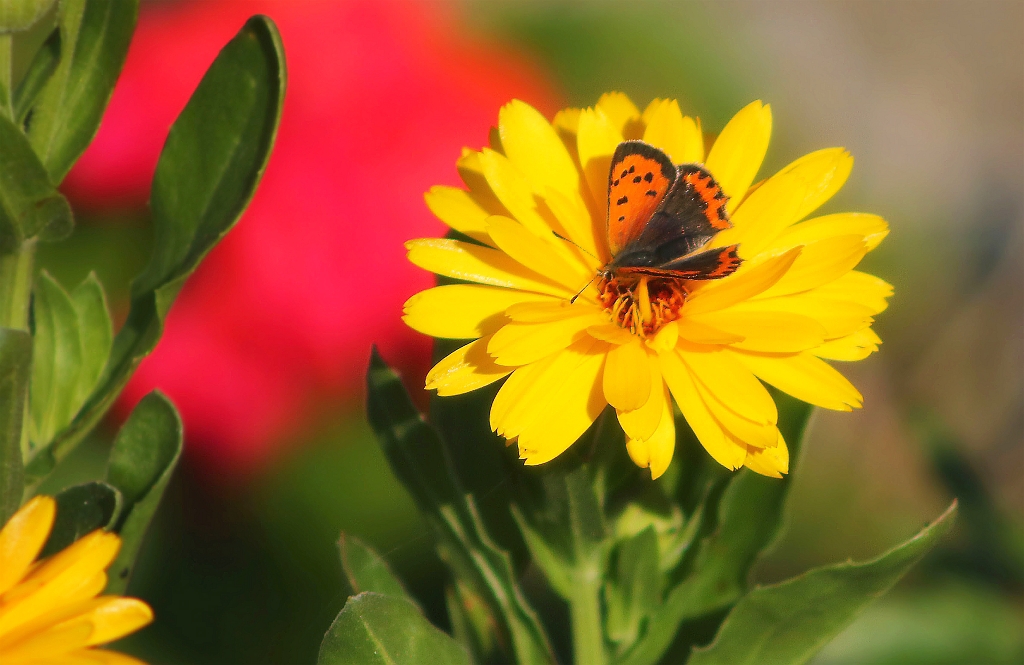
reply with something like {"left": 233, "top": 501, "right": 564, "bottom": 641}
{"left": 104, "top": 391, "right": 182, "bottom": 593}
{"left": 688, "top": 502, "right": 958, "bottom": 665}
{"left": 338, "top": 533, "right": 410, "bottom": 601}
{"left": 40, "top": 480, "right": 121, "bottom": 557}
{"left": 43, "top": 15, "right": 285, "bottom": 471}
{"left": 13, "top": 27, "right": 60, "bottom": 124}
{"left": 29, "top": 272, "right": 81, "bottom": 448}
{"left": 0, "top": 328, "right": 30, "bottom": 523}
{"left": 605, "top": 527, "right": 660, "bottom": 647}
{"left": 318, "top": 592, "right": 470, "bottom": 665}
{"left": 69, "top": 272, "right": 111, "bottom": 407}
{"left": 26, "top": 0, "right": 137, "bottom": 182}
{"left": 0, "top": 0, "right": 56, "bottom": 33}
{"left": 0, "top": 112, "right": 72, "bottom": 252}
{"left": 367, "top": 349, "right": 556, "bottom": 665}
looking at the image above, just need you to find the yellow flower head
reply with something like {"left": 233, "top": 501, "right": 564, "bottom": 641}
{"left": 0, "top": 496, "right": 152, "bottom": 665}
{"left": 404, "top": 93, "right": 891, "bottom": 479}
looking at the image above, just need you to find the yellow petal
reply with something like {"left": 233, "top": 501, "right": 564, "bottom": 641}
{"left": 404, "top": 285, "right": 554, "bottom": 339}
{"left": 678, "top": 346, "right": 778, "bottom": 424}
{"left": 66, "top": 648, "right": 150, "bottom": 665}
{"left": 688, "top": 309, "right": 827, "bottom": 352}
{"left": 774, "top": 148, "right": 854, "bottom": 222}
{"left": 499, "top": 99, "right": 580, "bottom": 201}
{"left": 757, "top": 235, "right": 868, "bottom": 297}
{"left": 456, "top": 149, "right": 512, "bottom": 219}
{"left": 625, "top": 387, "right": 676, "bottom": 479}
{"left": 690, "top": 374, "right": 779, "bottom": 449}
{"left": 614, "top": 350, "right": 663, "bottom": 438}
{"left": 814, "top": 327, "right": 882, "bottom": 361}
{"left": 507, "top": 300, "right": 602, "bottom": 323}
{"left": 809, "top": 270, "right": 893, "bottom": 313}
{"left": 675, "top": 318, "right": 744, "bottom": 345}
{"left": 731, "top": 350, "right": 863, "bottom": 411}
{"left": 744, "top": 430, "right": 790, "bottom": 477}
{"left": 646, "top": 320, "right": 679, "bottom": 353}
{"left": 704, "top": 101, "right": 772, "bottom": 213}
{"left": 767, "top": 212, "right": 889, "bottom": 254}
{"left": 577, "top": 106, "right": 623, "bottom": 235}
{"left": 603, "top": 338, "right": 653, "bottom": 413}
{"left": 485, "top": 215, "right": 591, "bottom": 291}
{"left": 596, "top": 92, "right": 641, "bottom": 137}
{"left": 660, "top": 352, "right": 746, "bottom": 470}
{"left": 641, "top": 99, "right": 703, "bottom": 164}
{"left": 517, "top": 355, "right": 606, "bottom": 465}
{"left": 543, "top": 185, "right": 602, "bottom": 261}
{"left": 477, "top": 148, "right": 558, "bottom": 240}
{"left": 711, "top": 170, "right": 805, "bottom": 256}
{"left": 488, "top": 311, "right": 606, "bottom": 366}
{"left": 490, "top": 354, "right": 557, "bottom": 435}
{"left": 78, "top": 597, "right": 153, "bottom": 646}
{"left": 406, "top": 238, "right": 568, "bottom": 297}
{"left": 0, "top": 496, "right": 55, "bottom": 596}
{"left": 426, "top": 335, "right": 513, "bottom": 396}
{"left": 0, "top": 618, "right": 94, "bottom": 660}
{"left": 683, "top": 247, "right": 802, "bottom": 316}
{"left": 733, "top": 295, "right": 875, "bottom": 338}
{"left": 423, "top": 186, "right": 493, "bottom": 245}
{"left": 587, "top": 323, "right": 636, "bottom": 345}
{"left": 553, "top": 107, "right": 581, "bottom": 143}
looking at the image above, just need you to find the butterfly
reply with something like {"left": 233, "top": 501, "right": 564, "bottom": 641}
{"left": 598, "top": 140, "right": 741, "bottom": 282}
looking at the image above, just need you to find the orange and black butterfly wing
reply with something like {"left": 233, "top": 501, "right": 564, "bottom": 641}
{"left": 606, "top": 141, "right": 677, "bottom": 255}
{"left": 615, "top": 244, "right": 742, "bottom": 280}
{"left": 629, "top": 164, "right": 731, "bottom": 254}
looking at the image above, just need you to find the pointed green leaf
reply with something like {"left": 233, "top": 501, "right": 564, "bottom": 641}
{"left": 338, "top": 534, "right": 411, "bottom": 602}
{"left": 69, "top": 272, "right": 111, "bottom": 406}
{"left": 26, "top": 0, "right": 137, "bottom": 183}
{"left": 688, "top": 502, "right": 958, "bottom": 665}
{"left": 319, "top": 592, "right": 470, "bottom": 665}
{"left": 367, "top": 349, "right": 556, "bottom": 665}
{"left": 29, "top": 271, "right": 81, "bottom": 448}
{"left": 13, "top": 27, "right": 60, "bottom": 124}
{"left": 103, "top": 391, "right": 182, "bottom": 593}
{"left": 41, "top": 15, "right": 285, "bottom": 474}
{"left": 40, "top": 480, "right": 121, "bottom": 557}
{"left": 0, "top": 113, "right": 72, "bottom": 252}
{"left": 0, "top": 327, "right": 30, "bottom": 523}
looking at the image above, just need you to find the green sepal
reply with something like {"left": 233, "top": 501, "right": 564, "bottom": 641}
{"left": 40, "top": 15, "right": 285, "bottom": 474}
{"left": 688, "top": 501, "right": 959, "bottom": 665}
{"left": 40, "top": 480, "right": 122, "bottom": 557}
{"left": 103, "top": 391, "right": 182, "bottom": 594}
{"left": 318, "top": 592, "right": 470, "bottom": 665}
{"left": 0, "top": 327, "right": 30, "bottom": 523}
{"left": 366, "top": 348, "right": 556, "bottom": 665}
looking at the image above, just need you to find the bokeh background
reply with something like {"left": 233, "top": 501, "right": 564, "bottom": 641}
{"left": 32, "top": 0, "right": 1022, "bottom": 663}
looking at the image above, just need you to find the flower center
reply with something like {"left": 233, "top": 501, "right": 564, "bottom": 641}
{"left": 597, "top": 274, "right": 688, "bottom": 337}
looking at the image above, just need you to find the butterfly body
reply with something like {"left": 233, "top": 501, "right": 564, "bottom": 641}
{"left": 599, "top": 140, "right": 742, "bottom": 282}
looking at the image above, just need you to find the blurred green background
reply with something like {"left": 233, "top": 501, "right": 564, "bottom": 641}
{"left": 35, "top": 0, "right": 1022, "bottom": 663}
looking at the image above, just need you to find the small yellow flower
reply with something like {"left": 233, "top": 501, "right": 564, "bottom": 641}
{"left": 404, "top": 93, "right": 891, "bottom": 479}
{"left": 0, "top": 496, "right": 153, "bottom": 665}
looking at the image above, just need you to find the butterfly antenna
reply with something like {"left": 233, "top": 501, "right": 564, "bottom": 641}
{"left": 570, "top": 275, "right": 597, "bottom": 304}
{"left": 554, "top": 232, "right": 599, "bottom": 262}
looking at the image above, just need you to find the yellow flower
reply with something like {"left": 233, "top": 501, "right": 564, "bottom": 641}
{"left": 404, "top": 93, "right": 891, "bottom": 479}
{"left": 0, "top": 496, "right": 153, "bottom": 665}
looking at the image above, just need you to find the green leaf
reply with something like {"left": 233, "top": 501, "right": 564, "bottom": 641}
{"left": 28, "top": 272, "right": 110, "bottom": 459}
{"left": 0, "top": 112, "right": 72, "bottom": 252}
{"left": 40, "top": 480, "right": 121, "bottom": 557}
{"left": 338, "top": 533, "right": 411, "bottom": 601}
{"left": 605, "top": 526, "right": 660, "bottom": 647}
{"left": 619, "top": 394, "right": 813, "bottom": 665}
{"left": 0, "top": 0, "right": 56, "bottom": 33}
{"left": 42, "top": 15, "right": 285, "bottom": 472}
{"left": 319, "top": 592, "right": 470, "bottom": 665}
{"left": 688, "top": 501, "right": 958, "bottom": 665}
{"left": 366, "top": 349, "right": 556, "bottom": 665}
{"left": 103, "top": 391, "right": 182, "bottom": 594}
{"left": 13, "top": 27, "right": 59, "bottom": 124}
{"left": 0, "top": 327, "right": 30, "bottom": 523}
{"left": 26, "top": 0, "right": 137, "bottom": 183}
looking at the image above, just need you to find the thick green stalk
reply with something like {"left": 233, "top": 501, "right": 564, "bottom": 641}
{"left": 0, "top": 239, "right": 36, "bottom": 330}
{"left": 569, "top": 564, "right": 607, "bottom": 665}
{"left": 0, "top": 33, "right": 12, "bottom": 117}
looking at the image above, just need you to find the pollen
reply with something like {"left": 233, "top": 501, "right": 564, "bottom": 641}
{"left": 598, "top": 274, "right": 688, "bottom": 337}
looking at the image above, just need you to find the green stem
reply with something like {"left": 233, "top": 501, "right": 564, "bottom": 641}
{"left": 569, "top": 564, "right": 606, "bottom": 665}
{"left": 0, "top": 239, "right": 36, "bottom": 330}
{"left": 0, "top": 33, "right": 12, "bottom": 117}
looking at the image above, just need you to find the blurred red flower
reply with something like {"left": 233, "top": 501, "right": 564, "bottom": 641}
{"left": 63, "top": 0, "right": 559, "bottom": 474}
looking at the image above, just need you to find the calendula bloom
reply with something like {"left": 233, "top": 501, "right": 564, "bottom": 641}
{"left": 0, "top": 497, "right": 153, "bottom": 665}
{"left": 404, "top": 93, "right": 891, "bottom": 479}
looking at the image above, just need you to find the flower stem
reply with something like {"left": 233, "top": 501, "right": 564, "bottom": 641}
{"left": 569, "top": 563, "right": 606, "bottom": 665}
{"left": 0, "top": 239, "right": 36, "bottom": 330}
{"left": 0, "top": 33, "right": 12, "bottom": 117}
